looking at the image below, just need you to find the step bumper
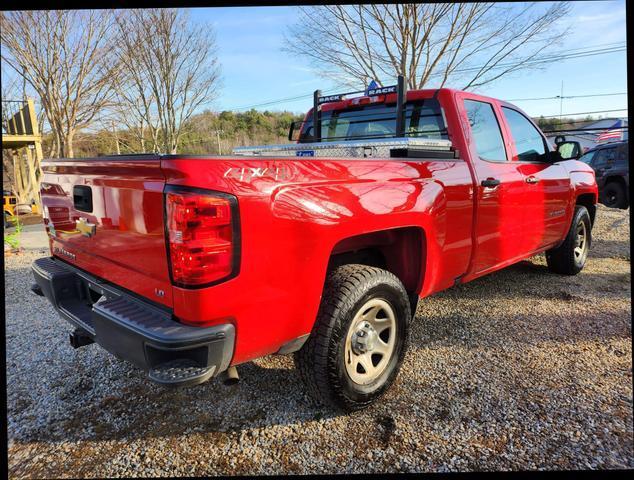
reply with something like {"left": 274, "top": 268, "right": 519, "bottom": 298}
{"left": 31, "top": 256, "right": 235, "bottom": 387}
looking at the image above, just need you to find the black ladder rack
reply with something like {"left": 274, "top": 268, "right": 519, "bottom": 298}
{"left": 312, "top": 75, "right": 408, "bottom": 143}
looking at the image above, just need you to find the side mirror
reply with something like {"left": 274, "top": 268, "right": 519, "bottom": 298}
{"left": 556, "top": 141, "right": 582, "bottom": 160}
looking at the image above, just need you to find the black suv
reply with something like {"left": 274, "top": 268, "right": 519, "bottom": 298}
{"left": 579, "top": 141, "right": 629, "bottom": 209}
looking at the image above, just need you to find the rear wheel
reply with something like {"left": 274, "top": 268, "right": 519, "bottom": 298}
{"left": 546, "top": 206, "right": 591, "bottom": 275}
{"left": 602, "top": 182, "right": 627, "bottom": 209}
{"left": 295, "top": 264, "right": 411, "bottom": 411}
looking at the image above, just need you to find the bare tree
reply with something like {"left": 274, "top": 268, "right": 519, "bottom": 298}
{"left": 284, "top": 3, "right": 571, "bottom": 90}
{"left": 112, "top": 9, "right": 221, "bottom": 154}
{"left": 1, "top": 10, "right": 120, "bottom": 158}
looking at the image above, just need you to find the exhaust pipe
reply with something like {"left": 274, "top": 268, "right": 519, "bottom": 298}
{"left": 220, "top": 365, "right": 239, "bottom": 385}
{"left": 31, "top": 283, "right": 44, "bottom": 296}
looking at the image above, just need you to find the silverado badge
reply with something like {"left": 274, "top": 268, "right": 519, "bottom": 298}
{"left": 76, "top": 218, "right": 96, "bottom": 238}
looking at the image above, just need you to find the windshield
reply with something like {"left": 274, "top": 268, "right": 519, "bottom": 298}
{"left": 298, "top": 99, "right": 448, "bottom": 143}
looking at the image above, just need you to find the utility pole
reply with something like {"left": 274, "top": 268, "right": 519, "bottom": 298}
{"left": 559, "top": 80, "right": 564, "bottom": 122}
{"left": 112, "top": 120, "right": 121, "bottom": 155}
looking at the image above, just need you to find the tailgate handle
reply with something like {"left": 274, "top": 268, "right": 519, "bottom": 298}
{"left": 73, "top": 185, "right": 93, "bottom": 212}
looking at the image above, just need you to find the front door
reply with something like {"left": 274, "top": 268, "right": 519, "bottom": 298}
{"left": 499, "top": 106, "right": 571, "bottom": 252}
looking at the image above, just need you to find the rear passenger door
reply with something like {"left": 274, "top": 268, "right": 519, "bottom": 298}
{"left": 459, "top": 96, "right": 528, "bottom": 275}
{"left": 500, "top": 106, "right": 571, "bottom": 252}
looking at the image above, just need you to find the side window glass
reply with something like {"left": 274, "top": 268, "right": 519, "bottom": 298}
{"left": 502, "top": 107, "right": 546, "bottom": 162}
{"left": 579, "top": 150, "right": 596, "bottom": 165}
{"left": 593, "top": 150, "right": 608, "bottom": 168}
{"left": 464, "top": 99, "right": 507, "bottom": 162}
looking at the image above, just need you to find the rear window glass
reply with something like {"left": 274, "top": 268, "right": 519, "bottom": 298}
{"left": 464, "top": 99, "right": 507, "bottom": 162}
{"left": 299, "top": 99, "right": 448, "bottom": 142}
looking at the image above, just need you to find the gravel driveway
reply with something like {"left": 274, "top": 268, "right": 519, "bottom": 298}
{"left": 6, "top": 205, "right": 632, "bottom": 476}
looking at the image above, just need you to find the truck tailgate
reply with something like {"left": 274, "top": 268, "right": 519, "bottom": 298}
{"left": 40, "top": 155, "right": 173, "bottom": 308}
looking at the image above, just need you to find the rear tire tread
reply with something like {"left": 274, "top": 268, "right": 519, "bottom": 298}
{"left": 295, "top": 264, "right": 410, "bottom": 411}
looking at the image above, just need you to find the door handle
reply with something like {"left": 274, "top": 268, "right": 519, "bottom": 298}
{"left": 481, "top": 178, "right": 500, "bottom": 188}
{"left": 525, "top": 176, "right": 540, "bottom": 184}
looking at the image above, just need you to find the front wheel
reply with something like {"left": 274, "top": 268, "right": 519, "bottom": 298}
{"left": 295, "top": 264, "right": 411, "bottom": 411}
{"left": 546, "top": 205, "right": 591, "bottom": 275}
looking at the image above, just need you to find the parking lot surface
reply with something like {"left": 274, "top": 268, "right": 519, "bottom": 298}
{"left": 5, "top": 205, "right": 632, "bottom": 476}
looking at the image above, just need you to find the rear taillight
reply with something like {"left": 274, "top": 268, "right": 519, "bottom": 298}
{"left": 165, "top": 188, "right": 238, "bottom": 287}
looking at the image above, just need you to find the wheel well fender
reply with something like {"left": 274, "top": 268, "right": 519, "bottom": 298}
{"left": 327, "top": 226, "right": 426, "bottom": 310}
{"left": 604, "top": 175, "right": 627, "bottom": 192}
{"left": 575, "top": 193, "right": 596, "bottom": 226}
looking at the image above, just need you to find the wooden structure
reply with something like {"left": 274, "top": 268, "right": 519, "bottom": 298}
{"left": 2, "top": 98, "right": 43, "bottom": 208}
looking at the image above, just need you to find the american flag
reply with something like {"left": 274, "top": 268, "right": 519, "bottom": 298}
{"left": 596, "top": 119, "right": 623, "bottom": 143}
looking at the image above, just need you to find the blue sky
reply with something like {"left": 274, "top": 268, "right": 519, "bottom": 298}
{"left": 193, "top": 1, "right": 627, "bottom": 119}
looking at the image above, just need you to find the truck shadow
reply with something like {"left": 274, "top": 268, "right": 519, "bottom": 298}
{"left": 439, "top": 257, "right": 631, "bottom": 301}
{"left": 12, "top": 358, "right": 342, "bottom": 444}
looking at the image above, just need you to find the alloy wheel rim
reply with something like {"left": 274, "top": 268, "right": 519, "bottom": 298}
{"left": 344, "top": 298, "right": 396, "bottom": 385}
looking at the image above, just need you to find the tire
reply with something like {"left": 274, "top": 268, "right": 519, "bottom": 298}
{"left": 602, "top": 182, "right": 627, "bottom": 209}
{"left": 4, "top": 212, "right": 9, "bottom": 229}
{"left": 295, "top": 264, "right": 411, "bottom": 411}
{"left": 546, "top": 205, "right": 591, "bottom": 275}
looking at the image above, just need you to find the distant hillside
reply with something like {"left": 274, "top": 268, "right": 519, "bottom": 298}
{"left": 178, "top": 109, "right": 304, "bottom": 155}
{"left": 533, "top": 115, "right": 599, "bottom": 133}
{"left": 64, "top": 109, "right": 305, "bottom": 158}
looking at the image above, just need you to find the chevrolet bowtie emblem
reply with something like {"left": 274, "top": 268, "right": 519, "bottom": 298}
{"left": 76, "top": 218, "right": 96, "bottom": 237}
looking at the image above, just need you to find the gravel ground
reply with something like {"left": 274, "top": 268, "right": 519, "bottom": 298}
{"left": 6, "top": 204, "right": 632, "bottom": 476}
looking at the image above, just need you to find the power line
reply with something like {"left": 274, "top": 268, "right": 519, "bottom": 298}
{"left": 231, "top": 81, "right": 352, "bottom": 111}
{"left": 431, "top": 45, "right": 625, "bottom": 77}
{"left": 553, "top": 40, "right": 625, "bottom": 51}
{"left": 228, "top": 42, "right": 626, "bottom": 112}
{"left": 507, "top": 92, "right": 628, "bottom": 102}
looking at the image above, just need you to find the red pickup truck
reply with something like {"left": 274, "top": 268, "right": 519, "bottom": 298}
{"left": 32, "top": 79, "right": 598, "bottom": 411}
